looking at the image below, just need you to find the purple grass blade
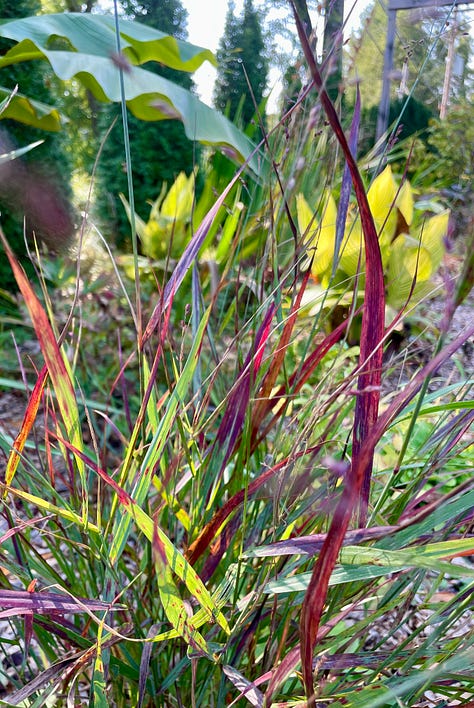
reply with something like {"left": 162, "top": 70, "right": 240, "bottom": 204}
{"left": 6, "top": 630, "right": 128, "bottom": 705}
{"left": 290, "top": 2, "right": 387, "bottom": 700}
{"left": 0, "top": 589, "right": 122, "bottom": 615}
{"left": 333, "top": 85, "right": 361, "bottom": 276}
{"left": 223, "top": 665, "right": 264, "bottom": 708}
{"left": 213, "top": 304, "right": 276, "bottom": 475}
{"left": 192, "top": 262, "right": 202, "bottom": 400}
{"left": 138, "top": 624, "right": 160, "bottom": 708}
{"left": 5, "top": 655, "right": 78, "bottom": 705}
{"left": 24, "top": 598, "right": 34, "bottom": 656}
{"left": 142, "top": 153, "right": 256, "bottom": 347}
{"left": 117, "top": 330, "right": 133, "bottom": 434}
{"left": 420, "top": 408, "right": 474, "bottom": 454}
{"left": 249, "top": 526, "right": 398, "bottom": 557}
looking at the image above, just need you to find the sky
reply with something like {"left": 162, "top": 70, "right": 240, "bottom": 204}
{"left": 181, "top": 0, "right": 372, "bottom": 110}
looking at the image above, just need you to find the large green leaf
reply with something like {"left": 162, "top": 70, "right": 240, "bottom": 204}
{"left": 0, "top": 86, "right": 63, "bottom": 131}
{"left": 0, "top": 13, "right": 215, "bottom": 71}
{"left": 0, "top": 13, "right": 259, "bottom": 170}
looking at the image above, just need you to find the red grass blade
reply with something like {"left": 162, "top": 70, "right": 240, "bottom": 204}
{"left": 250, "top": 270, "right": 311, "bottom": 438}
{"left": 0, "top": 228, "right": 85, "bottom": 501}
{"left": 4, "top": 365, "right": 48, "bottom": 491}
{"left": 289, "top": 2, "right": 388, "bottom": 699}
{"left": 298, "top": 322, "right": 473, "bottom": 701}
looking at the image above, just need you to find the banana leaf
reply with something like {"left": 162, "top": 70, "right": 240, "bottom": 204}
{"left": 0, "top": 13, "right": 259, "bottom": 171}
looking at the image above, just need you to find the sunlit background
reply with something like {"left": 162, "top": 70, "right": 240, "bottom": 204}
{"left": 182, "top": 0, "right": 373, "bottom": 110}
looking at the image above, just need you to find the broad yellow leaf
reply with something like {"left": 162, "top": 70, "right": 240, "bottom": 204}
{"left": 338, "top": 217, "right": 364, "bottom": 279}
{"left": 396, "top": 179, "right": 414, "bottom": 226}
{"left": 161, "top": 170, "right": 195, "bottom": 223}
{"left": 296, "top": 193, "right": 316, "bottom": 242}
{"left": 403, "top": 245, "right": 432, "bottom": 281}
{"left": 387, "top": 234, "right": 436, "bottom": 308}
{"left": 297, "top": 192, "right": 338, "bottom": 281}
{"left": 419, "top": 209, "right": 449, "bottom": 272}
{"left": 311, "top": 193, "right": 338, "bottom": 280}
{"left": 368, "top": 165, "right": 397, "bottom": 242}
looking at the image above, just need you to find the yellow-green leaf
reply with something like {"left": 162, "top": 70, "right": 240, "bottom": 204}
{"left": 297, "top": 192, "right": 337, "bottom": 281}
{"left": 125, "top": 504, "right": 230, "bottom": 635}
{"left": 367, "top": 165, "right": 397, "bottom": 242}
{"left": 153, "top": 527, "right": 216, "bottom": 659}
{"left": 396, "top": 178, "right": 414, "bottom": 226}
{"left": 160, "top": 170, "right": 195, "bottom": 223}
{"left": 312, "top": 192, "right": 338, "bottom": 280}
{"left": 338, "top": 217, "right": 364, "bottom": 279}
{"left": 3, "top": 485, "right": 99, "bottom": 533}
{"left": 419, "top": 209, "right": 449, "bottom": 271}
{"left": 296, "top": 193, "right": 315, "bottom": 240}
{"left": 403, "top": 245, "right": 433, "bottom": 281}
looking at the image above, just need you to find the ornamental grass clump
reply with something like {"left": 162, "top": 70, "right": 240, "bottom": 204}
{"left": 0, "top": 3, "right": 473, "bottom": 707}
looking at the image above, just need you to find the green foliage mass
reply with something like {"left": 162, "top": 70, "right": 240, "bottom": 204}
{"left": 357, "top": 96, "right": 435, "bottom": 157}
{"left": 0, "top": 0, "right": 73, "bottom": 292}
{"left": 214, "top": 0, "right": 269, "bottom": 127}
{"left": 423, "top": 101, "right": 474, "bottom": 192}
{"left": 410, "top": 100, "right": 474, "bottom": 242}
{"left": 94, "top": 0, "right": 201, "bottom": 249}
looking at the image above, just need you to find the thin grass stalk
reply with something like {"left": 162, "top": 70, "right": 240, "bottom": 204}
{"left": 112, "top": 0, "right": 142, "bottom": 338}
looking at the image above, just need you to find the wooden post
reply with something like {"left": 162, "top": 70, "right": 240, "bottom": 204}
{"left": 440, "top": 9, "right": 457, "bottom": 119}
{"left": 376, "top": 8, "right": 397, "bottom": 141}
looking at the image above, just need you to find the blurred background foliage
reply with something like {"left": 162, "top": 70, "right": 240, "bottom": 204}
{"left": 0, "top": 0, "right": 472, "bottom": 298}
{"left": 0, "top": 0, "right": 73, "bottom": 292}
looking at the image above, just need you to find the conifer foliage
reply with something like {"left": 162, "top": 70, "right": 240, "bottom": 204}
{"left": 214, "top": 0, "right": 268, "bottom": 127}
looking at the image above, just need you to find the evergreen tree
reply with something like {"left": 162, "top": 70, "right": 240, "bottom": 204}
{"left": 0, "top": 0, "right": 74, "bottom": 291}
{"left": 214, "top": 0, "right": 268, "bottom": 128}
{"left": 95, "top": 0, "right": 199, "bottom": 249}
